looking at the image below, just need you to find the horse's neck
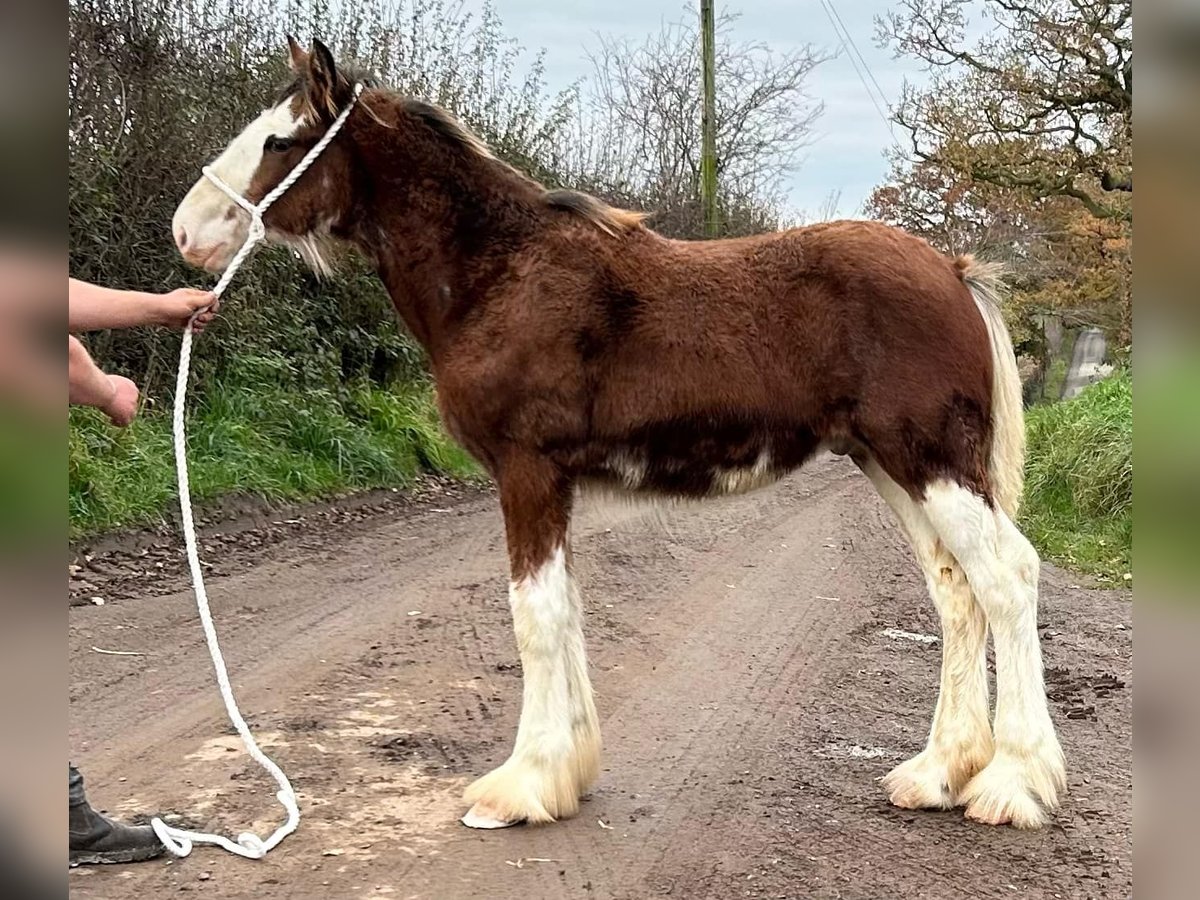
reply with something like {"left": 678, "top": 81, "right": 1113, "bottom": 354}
{"left": 371, "top": 236, "right": 452, "bottom": 355}
{"left": 364, "top": 175, "right": 539, "bottom": 362}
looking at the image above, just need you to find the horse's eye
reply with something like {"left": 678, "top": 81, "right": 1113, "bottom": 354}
{"left": 264, "top": 135, "right": 294, "bottom": 153}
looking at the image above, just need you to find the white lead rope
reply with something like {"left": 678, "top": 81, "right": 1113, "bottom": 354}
{"left": 151, "top": 84, "right": 363, "bottom": 860}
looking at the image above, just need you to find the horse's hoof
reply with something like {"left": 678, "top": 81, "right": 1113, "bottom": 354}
{"left": 956, "top": 750, "right": 1063, "bottom": 830}
{"left": 461, "top": 807, "right": 523, "bottom": 829}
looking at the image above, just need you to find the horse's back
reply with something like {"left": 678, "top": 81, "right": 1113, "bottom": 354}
{"left": 586, "top": 220, "right": 987, "bottom": 413}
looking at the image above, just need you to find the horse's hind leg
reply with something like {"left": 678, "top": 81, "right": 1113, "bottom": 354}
{"left": 859, "top": 458, "right": 994, "bottom": 809}
{"left": 461, "top": 453, "right": 600, "bottom": 829}
{"left": 920, "top": 480, "right": 1066, "bottom": 828}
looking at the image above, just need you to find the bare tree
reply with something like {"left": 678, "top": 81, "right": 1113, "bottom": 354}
{"left": 581, "top": 8, "right": 828, "bottom": 235}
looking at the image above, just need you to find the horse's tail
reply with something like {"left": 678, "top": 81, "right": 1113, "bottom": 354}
{"left": 956, "top": 254, "right": 1024, "bottom": 519}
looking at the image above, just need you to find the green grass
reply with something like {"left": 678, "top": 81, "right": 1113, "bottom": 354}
{"left": 1020, "top": 370, "right": 1132, "bottom": 584}
{"left": 68, "top": 378, "right": 480, "bottom": 539}
{"left": 1040, "top": 356, "right": 1069, "bottom": 403}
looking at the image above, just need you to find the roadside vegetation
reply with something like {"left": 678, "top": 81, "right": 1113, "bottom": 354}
{"left": 69, "top": 373, "right": 477, "bottom": 538}
{"left": 1021, "top": 371, "right": 1133, "bottom": 582}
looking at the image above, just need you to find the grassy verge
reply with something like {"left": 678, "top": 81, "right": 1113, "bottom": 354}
{"left": 69, "top": 378, "right": 479, "bottom": 539}
{"left": 1020, "top": 370, "right": 1132, "bottom": 584}
{"left": 1041, "top": 356, "right": 1069, "bottom": 402}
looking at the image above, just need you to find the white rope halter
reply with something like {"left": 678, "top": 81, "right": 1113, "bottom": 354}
{"left": 151, "top": 83, "right": 363, "bottom": 861}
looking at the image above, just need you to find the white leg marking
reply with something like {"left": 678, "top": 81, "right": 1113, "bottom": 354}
{"left": 463, "top": 546, "right": 600, "bottom": 827}
{"left": 863, "top": 461, "right": 993, "bottom": 810}
{"left": 921, "top": 480, "right": 1066, "bottom": 828}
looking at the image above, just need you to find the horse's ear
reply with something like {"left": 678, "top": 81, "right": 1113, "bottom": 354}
{"left": 306, "top": 38, "right": 343, "bottom": 119}
{"left": 286, "top": 35, "right": 308, "bottom": 73}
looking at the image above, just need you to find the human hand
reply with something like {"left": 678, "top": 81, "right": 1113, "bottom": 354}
{"left": 152, "top": 288, "right": 220, "bottom": 331}
{"left": 104, "top": 375, "right": 140, "bottom": 427}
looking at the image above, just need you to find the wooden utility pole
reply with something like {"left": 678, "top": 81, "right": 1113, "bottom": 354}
{"left": 699, "top": 0, "right": 719, "bottom": 238}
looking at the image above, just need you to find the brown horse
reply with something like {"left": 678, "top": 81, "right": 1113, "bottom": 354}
{"left": 173, "top": 39, "right": 1066, "bottom": 831}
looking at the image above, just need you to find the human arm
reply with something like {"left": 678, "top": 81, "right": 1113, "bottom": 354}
{"left": 68, "top": 335, "right": 139, "bottom": 426}
{"left": 68, "top": 278, "right": 219, "bottom": 332}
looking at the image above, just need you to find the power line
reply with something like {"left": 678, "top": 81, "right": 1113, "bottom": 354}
{"left": 826, "top": 0, "right": 892, "bottom": 119}
{"left": 818, "top": 0, "right": 890, "bottom": 128}
{"left": 816, "top": 0, "right": 894, "bottom": 138}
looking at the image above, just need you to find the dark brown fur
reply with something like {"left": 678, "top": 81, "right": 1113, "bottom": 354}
{"left": 249, "top": 48, "right": 995, "bottom": 579}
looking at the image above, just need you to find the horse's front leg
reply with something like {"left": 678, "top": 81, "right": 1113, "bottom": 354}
{"left": 462, "top": 455, "right": 600, "bottom": 828}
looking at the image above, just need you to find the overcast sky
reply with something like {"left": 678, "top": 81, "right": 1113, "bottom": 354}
{"left": 455, "top": 0, "right": 928, "bottom": 220}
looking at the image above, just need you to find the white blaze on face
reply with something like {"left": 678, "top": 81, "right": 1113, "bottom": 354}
{"left": 172, "top": 100, "right": 306, "bottom": 273}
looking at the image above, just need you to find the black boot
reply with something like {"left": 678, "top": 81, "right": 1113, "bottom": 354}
{"left": 69, "top": 766, "right": 165, "bottom": 867}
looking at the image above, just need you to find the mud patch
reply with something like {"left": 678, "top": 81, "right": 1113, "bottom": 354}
{"left": 282, "top": 717, "right": 324, "bottom": 733}
{"left": 1046, "top": 667, "right": 1128, "bottom": 720}
{"left": 374, "top": 732, "right": 490, "bottom": 774}
{"left": 187, "top": 732, "right": 286, "bottom": 762}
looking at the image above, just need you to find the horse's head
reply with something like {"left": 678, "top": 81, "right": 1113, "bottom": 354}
{"left": 172, "top": 38, "right": 360, "bottom": 275}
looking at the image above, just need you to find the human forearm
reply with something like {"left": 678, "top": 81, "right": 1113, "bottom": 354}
{"left": 67, "top": 335, "right": 115, "bottom": 408}
{"left": 68, "top": 335, "right": 139, "bottom": 426}
{"left": 68, "top": 278, "right": 163, "bottom": 331}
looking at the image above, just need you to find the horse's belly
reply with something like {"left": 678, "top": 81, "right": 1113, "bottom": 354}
{"left": 586, "top": 446, "right": 788, "bottom": 499}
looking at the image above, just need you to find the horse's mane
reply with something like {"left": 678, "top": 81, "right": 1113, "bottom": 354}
{"left": 276, "top": 66, "right": 646, "bottom": 236}
{"left": 542, "top": 189, "right": 648, "bottom": 237}
{"left": 400, "top": 97, "right": 647, "bottom": 237}
{"left": 402, "top": 100, "right": 497, "bottom": 162}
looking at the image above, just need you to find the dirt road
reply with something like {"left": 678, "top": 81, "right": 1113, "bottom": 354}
{"left": 68, "top": 455, "right": 1132, "bottom": 899}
